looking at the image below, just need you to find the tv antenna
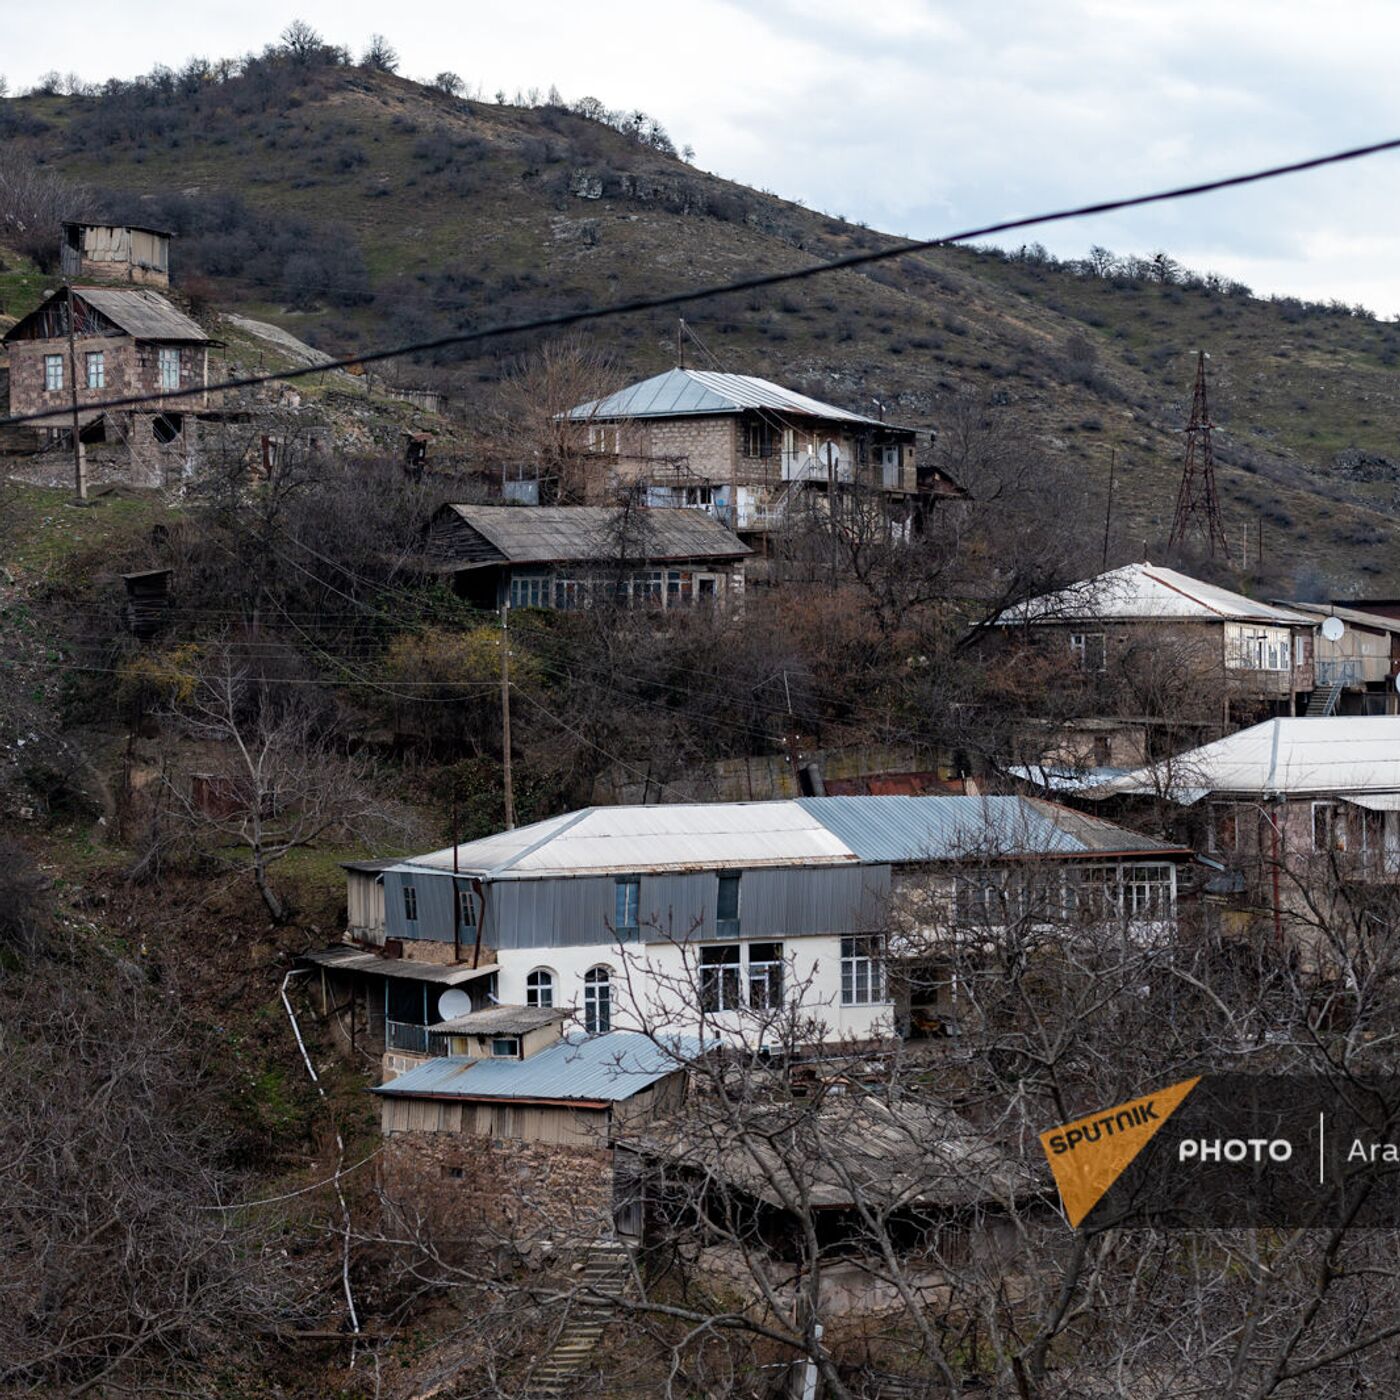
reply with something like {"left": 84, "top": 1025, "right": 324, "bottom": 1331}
{"left": 1168, "top": 351, "right": 1228, "bottom": 557}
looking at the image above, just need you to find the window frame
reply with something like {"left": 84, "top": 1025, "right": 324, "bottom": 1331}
{"left": 715, "top": 871, "right": 741, "bottom": 936}
{"left": 614, "top": 877, "right": 641, "bottom": 940}
{"left": 526, "top": 968, "right": 555, "bottom": 1008}
{"left": 583, "top": 965, "right": 611, "bottom": 1033}
{"left": 747, "top": 940, "right": 784, "bottom": 1010}
{"left": 43, "top": 353, "right": 64, "bottom": 392}
{"left": 85, "top": 350, "right": 105, "bottom": 389}
{"left": 157, "top": 346, "right": 180, "bottom": 392}
{"left": 840, "top": 934, "right": 886, "bottom": 1006}
{"left": 490, "top": 1037, "right": 520, "bottom": 1058}
{"left": 1069, "top": 631, "right": 1106, "bottom": 672}
{"left": 402, "top": 882, "right": 419, "bottom": 923}
{"left": 699, "top": 943, "right": 742, "bottom": 1013}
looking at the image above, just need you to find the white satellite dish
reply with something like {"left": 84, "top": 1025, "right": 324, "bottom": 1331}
{"left": 437, "top": 988, "right": 473, "bottom": 1021}
{"left": 1321, "top": 616, "right": 1345, "bottom": 642}
{"left": 817, "top": 440, "right": 842, "bottom": 468}
{"left": 1394, "top": 671, "right": 1400, "bottom": 695}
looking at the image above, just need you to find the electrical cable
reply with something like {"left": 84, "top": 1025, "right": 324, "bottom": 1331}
{"left": 6, "top": 133, "right": 1400, "bottom": 428}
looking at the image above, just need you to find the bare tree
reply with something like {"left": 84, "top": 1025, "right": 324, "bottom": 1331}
{"left": 361, "top": 34, "right": 400, "bottom": 73}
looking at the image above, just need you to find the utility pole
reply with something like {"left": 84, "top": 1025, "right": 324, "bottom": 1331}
{"left": 64, "top": 282, "right": 86, "bottom": 503}
{"left": 1168, "top": 351, "right": 1228, "bottom": 557}
{"left": 825, "top": 441, "right": 838, "bottom": 589}
{"left": 677, "top": 318, "right": 685, "bottom": 369}
{"left": 500, "top": 603, "right": 515, "bottom": 830}
{"left": 1101, "top": 447, "right": 1116, "bottom": 570}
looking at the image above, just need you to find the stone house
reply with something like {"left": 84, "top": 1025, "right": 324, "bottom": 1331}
{"left": 3, "top": 283, "right": 213, "bottom": 488}
{"left": 991, "top": 562, "right": 1320, "bottom": 738}
{"left": 563, "top": 368, "right": 960, "bottom": 549}
{"left": 373, "top": 1016, "right": 695, "bottom": 1242}
{"left": 61, "top": 220, "right": 172, "bottom": 288}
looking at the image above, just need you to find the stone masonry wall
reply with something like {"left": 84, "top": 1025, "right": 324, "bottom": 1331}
{"left": 382, "top": 1131, "right": 614, "bottom": 1245}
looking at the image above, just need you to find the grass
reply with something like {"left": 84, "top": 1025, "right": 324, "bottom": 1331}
{"left": 4, "top": 483, "right": 175, "bottom": 578}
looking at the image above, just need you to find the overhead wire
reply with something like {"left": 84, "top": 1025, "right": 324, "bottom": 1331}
{"left": 6, "top": 132, "right": 1400, "bottom": 428}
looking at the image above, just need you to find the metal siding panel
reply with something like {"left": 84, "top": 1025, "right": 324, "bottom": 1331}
{"left": 741, "top": 866, "right": 888, "bottom": 936}
{"left": 416, "top": 874, "right": 456, "bottom": 943}
{"left": 493, "top": 877, "right": 618, "bottom": 948}
{"left": 383, "top": 870, "right": 411, "bottom": 938}
{"left": 640, "top": 873, "right": 716, "bottom": 942}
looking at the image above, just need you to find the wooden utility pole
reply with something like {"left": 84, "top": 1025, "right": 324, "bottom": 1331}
{"left": 1101, "top": 448, "right": 1116, "bottom": 569}
{"left": 500, "top": 603, "right": 515, "bottom": 830}
{"left": 64, "top": 283, "right": 86, "bottom": 503}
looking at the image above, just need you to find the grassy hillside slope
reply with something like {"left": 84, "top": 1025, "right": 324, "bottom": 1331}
{"left": 4, "top": 62, "right": 1399, "bottom": 589}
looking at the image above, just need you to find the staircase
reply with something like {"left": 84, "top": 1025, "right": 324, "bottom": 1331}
{"left": 1306, "top": 682, "right": 1344, "bottom": 717}
{"left": 526, "top": 1240, "right": 633, "bottom": 1397}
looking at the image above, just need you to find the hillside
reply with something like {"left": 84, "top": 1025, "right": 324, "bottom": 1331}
{"left": 4, "top": 59, "right": 1400, "bottom": 589}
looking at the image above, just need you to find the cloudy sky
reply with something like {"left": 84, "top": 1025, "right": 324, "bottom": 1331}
{"left": 4, "top": 1, "right": 1400, "bottom": 311}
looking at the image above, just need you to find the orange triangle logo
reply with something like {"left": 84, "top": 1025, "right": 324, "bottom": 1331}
{"left": 1040, "top": 1077, "right": 1201, "bottom": 1227}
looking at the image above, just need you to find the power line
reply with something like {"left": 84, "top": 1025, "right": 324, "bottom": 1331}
{"left": 6, "top": 133, "right": 1400, "bottom": 429}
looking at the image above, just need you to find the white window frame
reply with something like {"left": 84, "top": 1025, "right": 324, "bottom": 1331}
{"left": 1069, "top": 631, "right": 1106, "bottom": 672}
{"left": 490, "top": 1036, "right": 520, "bottom": 1058}
{"left": 587, "top": 423, "right": 619, "bottom": 454}
{"left": 509, "top": 574, "right": 550, "bottom": 609}
{"left": 85, "top": 350, "right": 104, "bottom": 389}
{"left": 157, "top": 346, "right": 180, "bottom": 391}
{"left": 746, "top": 941, "right": 784, "bottom": 1009}
{"left": 526, "top": 968, "right": 555, "bottom": 1008}
{"left": 614, "top": 878, "right": 641, "bottom": 940}
{"left": 699, "top": 943, "right": 742, "bottom": 1013}
{"left": 1227, "top": 624, "right": 1290, "bottom": 672}
{"left": 583, "top": 965, "right": 611, "bottom": 1033}
{"left": 841, "top": 934, "right": 886, "bottom": 1006}
{"left": 43, "top": 354, "right": 64, "bottom": 392}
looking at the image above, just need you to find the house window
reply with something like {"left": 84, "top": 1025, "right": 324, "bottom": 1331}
{"left": 584, "top": 966, "right": 611, "bottom": 1033}
{"left": 700, "top": 944, "right": 742, "bottom": 1013}
{"left": 509, "top": 574, "right": 550, "bottom": 609}
{"left": 955, "top": 874, "right": 1001, "bottom": 925}
{"left": 747, "top": 941, "right": 784, "bottom": 1009}
{"left": 1313, "top": 802, "right": 1346, "bottom": 853}
{"left": 43, "top": 354, "right": 63, "bottom": 392}
{"left": 745, "top": 422, "right": 775, "bottom": 459}
{"left": 157, "top": 347, "right": 180, "bottom": 391}
{"left": 1294, "top": 635, "right": 1306, "bottom": 668}
{"left": 614, "top": 878, "right": 640, "bottom": 940}
{"left": 456, "top": 887, "right": 475, "bottom": 928}
{"left": 1123, "top": 865, "right": 1173, "bottom": 920}
{"left": 587, "top": 424, "right": 619, "bottom": 454}
{"left": 526, "top": 968, "right": 555, "bottom": 1008}
{"left": 716, "top": 872, "right": 741, "bottom": 936}
{"left": 1227, "top": 625, "right": 1289, "bottom": 671}
{"left": 403, "top": 883, "right": 418, "bottom": 923}
{"left": 1208, "top": 803, "right": 1238, "bottom": 855}
{"left": 633, "top": 571, "right": 664, "bottom": 607}
{"left": 841, "top": 934, "right": 885, "bottom": 1006}
{"left": 1066, "top": 866, "right": 1118, "bottom": 921}
{"left": 666, "top": 571, "right": 694, "bottom": 607}
{"left": 85, "top": 351, "right": 105, "bottom": 389}
{"left": 1069, "top": 632, "right": 1106, "bottom": 672}
{"left": 697, "top": 576, "right": 718, "bottom": 602}
{"left": 491, "top": 1037, "right": 520, "bottom": 1058}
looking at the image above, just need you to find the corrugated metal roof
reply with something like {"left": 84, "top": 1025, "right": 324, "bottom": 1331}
{"left": 997, "top": 563, "right": 1316, "bottom": 627}
{"left": 373, "top": 1031, "right": 701, "bottom": 1102}
{"left": 1091, "top": 717, "right": 1400, "bottom": 801}
{"left": 403, "top": 796, "right": 1182, "bottom": 880}
{"left": 407, "top": 803, "right": 859, "bottom": 878}
{"left": 297, "top": 947, "right": 499, "bottom": 985}
{"left": 569, "top": 368, "right": 885, "bottom": 426}
{"left": 76, "top": 287, "right": 209, "bottom": 342}
{"left": 1283, "top": 600, "right": 1400, "bottom": 636}
{"left": 441, "top": 505, "right": 749, "bottom": 566}
{"left": 795, "top": 795, "right": 1183, "bottom": 859}
{"left": 429, "top": 1006, "right": 568, "bottom": 1034}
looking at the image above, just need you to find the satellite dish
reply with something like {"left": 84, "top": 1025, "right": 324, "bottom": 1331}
{"left": 818, "top": 440, "right": 842, "bottom": 468}
{"left": 1394, "top": 671, "right": 1400, "bottom": 694}
{"left": 437, "top": 988, "right": 473, "bottom": 1021}
{"left": 1321, "top": 616, "right": 1345, "bottom": 642}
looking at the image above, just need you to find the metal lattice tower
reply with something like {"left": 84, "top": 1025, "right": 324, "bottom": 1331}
{"left": 1168, "top": 351, "right": 1228, "bottom": 556}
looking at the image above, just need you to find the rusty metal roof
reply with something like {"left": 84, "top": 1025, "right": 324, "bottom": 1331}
{"left": 76, "top": 287, "right": 209, "bottom": 342}
{"left": 570, "top": 368, "right": 888, "bottom": 426}
{"left": 436, "top": 504, "right": 750, "bottom": 566}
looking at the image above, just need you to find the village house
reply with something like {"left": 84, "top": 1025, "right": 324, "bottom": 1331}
{"left": 991, "top": 562, "right": 1320, "bottom": 740}
{"left": 1088, "top": 716, "right": 1400, "bottom": 952}
{"left": 421, "top": 502, "right": 750, "bottom": 610}
{"left": 3, "top": 222, "right": 216, "bottom": 488}
{"left": 561, "top": 368, "right": 961, "bottom": 549}
{"left": 1279, "top": 602, "right": 1400, "bottom": 716}
{"left": 372, "top": 1010, "right": 696, "bottom": 1244}
{"left": 302, "top": 795, "right": 1190, "bottom": 1074}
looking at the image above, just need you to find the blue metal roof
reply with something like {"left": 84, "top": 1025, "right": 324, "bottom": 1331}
{"left": 797, "top": 795, "right": 1181, "bottom": 861}
{"left": 372, "top": 1031, "right": 702, "bottom": 1103}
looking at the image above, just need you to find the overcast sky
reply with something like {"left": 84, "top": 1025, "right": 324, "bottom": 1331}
{"left": 5, "top": 1, "right": 1400, "bottom": 312}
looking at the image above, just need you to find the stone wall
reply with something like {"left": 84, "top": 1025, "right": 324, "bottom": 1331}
{"left": 381, "top": 1131, "right": 615, "bottom": 1244}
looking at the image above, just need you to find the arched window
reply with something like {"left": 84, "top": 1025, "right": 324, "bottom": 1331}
{"left": 526, "top": 968, "right": 555, "bottom": 1008}
{"left": 583, "top": 966, "right": 611, "bottom": 1034}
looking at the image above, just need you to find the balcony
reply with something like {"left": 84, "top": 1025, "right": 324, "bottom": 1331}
{"left": 386, "top": 1020, "right": 429, "bottom": 1053}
